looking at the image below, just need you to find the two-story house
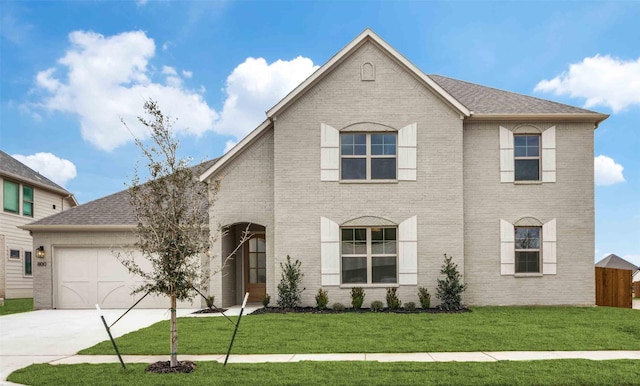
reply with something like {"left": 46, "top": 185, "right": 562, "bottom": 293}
{"left": 26, "top": 29, "right": 607, "bottom": 309}
{"left": 0, "top": 150, "right": 77, "bottom": 300}
{"left": 200, "top": 29, "right": 607, "bottom": 307}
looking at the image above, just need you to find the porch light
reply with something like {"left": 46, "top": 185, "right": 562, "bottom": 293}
{"left": 36, "top": 246, "right": 45, "bottom": 259}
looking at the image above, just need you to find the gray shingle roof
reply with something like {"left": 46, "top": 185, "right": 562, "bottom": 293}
{"left": 595, "top": 254, "right": 639, "bottom": 271}
{"left": 27, "top": 158, "right": 217, "bottom": 227}
{"left": 0, "top": 150, "right": 71, "bottom": 194}
{"left": 429, "top": 75, "right": 601, "bottom": 115}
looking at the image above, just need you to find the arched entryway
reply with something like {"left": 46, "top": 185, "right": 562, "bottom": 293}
{"left": 220, "top": 223, "right": 266, "bottom": 306}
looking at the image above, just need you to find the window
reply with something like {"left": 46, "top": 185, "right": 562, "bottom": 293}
{"left": 9, "top": 249, "right": 20, "bottom": 260}
{"left": 23, "top": 186, "right": 34, "bottom": 217}
{"left": 340, "top": 133, "right": 396, "bottom": 180}
{"left": 3, "top": 180, "right": 19, "bottom": 213}
{"left": 515, "top": 227, "right": 541, "bottom": 273}
{"left": 341, "top": 227, "right": 397, "bottom": 284}
{"left": 24, "top": 251, "right": 32, "bottom": 276}
{"left": 514, "top": 135, "right": 540, "bottom": 181}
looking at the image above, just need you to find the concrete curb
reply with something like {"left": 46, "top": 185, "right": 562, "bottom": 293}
{"left": 49, "top": 351, "right": 640, "bottom": 365}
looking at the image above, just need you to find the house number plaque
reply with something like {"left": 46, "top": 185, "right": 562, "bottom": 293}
{"left": 37, "top": 262, "right": 47, "bottom": 267}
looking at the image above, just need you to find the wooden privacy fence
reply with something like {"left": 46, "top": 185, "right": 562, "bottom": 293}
{"left": 634, "top": 281, "right": 640, "bottom": 298}
{"left": 595, "top": 267, "right": 631, "bottom": 308}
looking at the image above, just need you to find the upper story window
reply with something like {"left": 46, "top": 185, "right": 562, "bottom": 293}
{"left": 340, "top": 133, "right": 397, "bottom": 180}
{"left": 515, "top": 226, "right": 541, "bottom": 273}
{"left": 23, "top": 186, "right": 34, "bottom": 217}
{"left": 3, "top": 180, "right": 19, "bottom": 214}
{"left": 341, "top": 226, "right": 397, "bottom": 284}
{"left": 3, "top": 180, "right": 34, "bottom": 217}
{"left": 514, "top": 135, "right": 540, "bottom": 181}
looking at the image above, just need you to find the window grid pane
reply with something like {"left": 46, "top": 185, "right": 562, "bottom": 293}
{"left": 3, "top": 181, "right": 19, "bottom": 213}
{"left": 340, "top": 133, "right": 397, "bottom": 181}
{"left": 341, "top": 227, "right": 397, "bottom": 284}
{"left": 515, "top": 226, "right": 541, "bottom": 273}
{"left": 514, "top": 135, "right": 540, "bottom": 181}
{"left": 25, "top": 251, "right": 32, "bottom": 276}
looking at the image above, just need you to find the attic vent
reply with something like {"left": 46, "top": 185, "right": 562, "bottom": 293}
{"left": 361, "top": 62, "right": 375, "bottom": 81}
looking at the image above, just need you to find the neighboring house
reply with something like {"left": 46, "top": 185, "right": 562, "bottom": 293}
{"left": 1, "top": 150, "right": 77, "bottom": 300}
{"left": 22, "top": 160, "right": 215, "bottom": 309}
{"left": 596, "top": 254, "right": 639, "bottom": 282}
{"left": 26, "top": 29, "right": 608, "bottom": 309}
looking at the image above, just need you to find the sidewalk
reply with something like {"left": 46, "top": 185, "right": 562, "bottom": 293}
{"left": 49, "top": 350, "right": 640, "bottom": 365}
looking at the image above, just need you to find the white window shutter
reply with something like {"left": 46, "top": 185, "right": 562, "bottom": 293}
{"left": 398, "top": 123, "right": 417, "bottom": 181}
{"left": 320, "top": 124, "right": 339, "bottom": 181}
{"left": 499, "top": 126, "right": 514, "bottom": 183}
{"left": 320, "top": 217, "right": 340, "bottom": 285}
{"left": 542, "top": 218, "right": 557, "bottom": 275}
{"left": 500, "top": 219, "right": 515, "bottom": 275}
{"left": 541, "top": 126, "right": 556, "bottom": 183}
{"left": 398, "top": 215, "right": 418, "bottom": 284}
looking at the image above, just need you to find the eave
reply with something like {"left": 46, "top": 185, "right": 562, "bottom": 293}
{"left": 1, "top": 170, "right": 79, "bottom": 206}
{"left": 466, "top": 113, "right": 609, "bottom": 127}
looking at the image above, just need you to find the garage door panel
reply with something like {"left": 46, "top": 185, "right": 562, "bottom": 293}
{"left": 56, "top": 247, "right": 198, "bottom": 309}
{"left": 59, "top": 283, "right": 91, "bottom": 309}
{"left": 98, "top": 282, "right": 132, "bottom": 307}
{"left": 97, "top": 251, "right": 131, "bottom": 281}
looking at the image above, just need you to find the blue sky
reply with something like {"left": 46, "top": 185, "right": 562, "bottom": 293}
{"left": 1, "top": 1, "right": 638, "bottom": 265}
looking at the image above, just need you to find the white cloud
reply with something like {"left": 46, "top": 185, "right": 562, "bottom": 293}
{"left": 535, "top": 55, "right": 640, "bottom": 113}
{"left": 32, "top": 30, "right": 217, "bottom": 151}
{"left": 215, "top": 56, "right": 318, "bottom": 138}
{"left": 162, "top": 66, "right": 177, "bottom": 75}
{"left": 136, "top": 0, "right": 147, "bottom": 6}
{"left": 182, "top": 70, "right": 193, "bottom": 78}
{"left": 622, "top": 254, "right": 640, "bottom": 267}
{"left": 12, "top": 152, "right": 77, "bottom": 187}
{"left": 223, "top": 140, "right": 238, "bottom": 153}
{"left": 594, "top": 155, "right": 625, "bottom": 186}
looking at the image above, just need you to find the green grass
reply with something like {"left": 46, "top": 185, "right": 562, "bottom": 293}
{"left": 8, "top": 360, "right": 640, "bottom": 385}
{"left": 0, "top": 298, "right": 33, "bottom": 316}
{"left": 81, "top": 306, "right": 640, "bottom": 355}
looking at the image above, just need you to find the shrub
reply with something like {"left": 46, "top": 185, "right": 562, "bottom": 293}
{"left": 332, "top": 302, "right": 345, "bottom": 311}
{"left": 315, "top": 288, "right": 329, "bottom": 310}
{"left": 261, "top": 293, "right": 271, "bottom": 308}
{"left": 418, "top": 287, "right": 431, "bottom": 309}
{"left": 276, "top": 255, "right": 305, "bottom": 309}
{"left": 350, "top": 287, "right": 365, "bottom": 309}
{"left": 405, "top": 301, "right": 416, "bottom": 312}
{"left": 205, "top": 295, "right": 215, "bottom": 310}
{"left": 386, "top": 287, "right": 401, "bottom": 310}
{"left": 436, "top": 254, "right": 466, "bottom": 311}
{"left": 370, "top": 300, "right": 384, "bottom": 312}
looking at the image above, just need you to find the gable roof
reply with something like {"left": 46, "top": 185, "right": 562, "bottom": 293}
{"left": 22, "top": 158, "right": 217, "bottom": 231}
{"left": 199, "top": 29, "right": 609, "bottom": 182}
{"left": 595, "top": 254, "right": 639, "bottom": 272}
{"left": 267, "top": 28, "right": 471, "bottom": 119}
{"left": 429, "top": 75, "right": 608, "bottom": 121}
{"left": 0, "top": 150, "right": 78, "bottom": 206}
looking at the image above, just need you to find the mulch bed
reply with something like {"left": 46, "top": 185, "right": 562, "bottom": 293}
{"left": 192, "top": 307, "right": 228, "bottom": 314}
{"left": 251, "top": 306, "right": 470, "bottom": 315}
{"left": 146, "top": 360, "right": 196, "bottom": 374}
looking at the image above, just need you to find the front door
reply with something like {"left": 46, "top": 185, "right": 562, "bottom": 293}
{"left": 244, "top": 235, "right": 266, "bottom": 302}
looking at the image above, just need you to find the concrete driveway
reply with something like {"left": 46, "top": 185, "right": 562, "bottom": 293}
{"left": 0, "top": 308, "right": 197, "bottom": 383}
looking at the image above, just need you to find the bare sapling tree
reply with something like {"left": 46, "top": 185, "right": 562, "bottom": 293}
{"left": 120, "top": 99, "right": 212, "bottom": 368}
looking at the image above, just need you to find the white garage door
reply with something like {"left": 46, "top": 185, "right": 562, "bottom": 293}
{"left": 55, "top": 247, "right": 196, "bottom": 309}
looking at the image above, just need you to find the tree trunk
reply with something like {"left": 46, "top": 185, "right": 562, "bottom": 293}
{"left": 170, "top": 292, "right": 178, "bottom": 367}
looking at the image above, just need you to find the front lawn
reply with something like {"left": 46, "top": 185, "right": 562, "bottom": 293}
{"left": 8, "top": 360, "right": 640, "bottom": 385}
{"left": 0, "top": 298, "right": 33, "bottom": 316}
{"left": 81, "top": 306, "right": 640, "bottom": 355}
